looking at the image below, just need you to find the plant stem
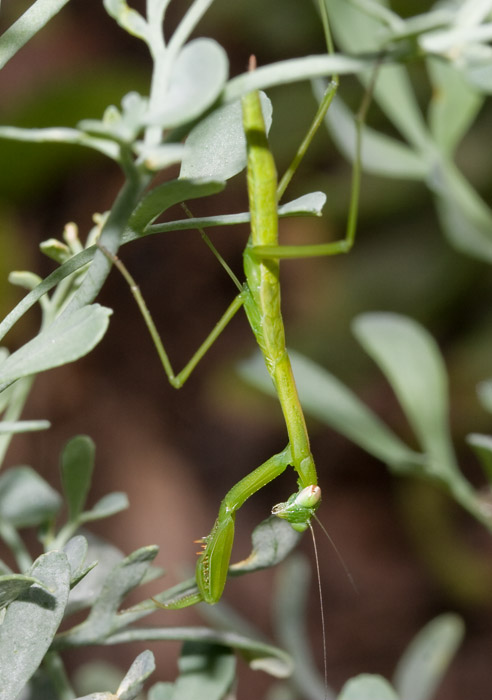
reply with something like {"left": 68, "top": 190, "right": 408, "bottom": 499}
{"left": 62, "top": 173, "right": 150, "bottom": 313}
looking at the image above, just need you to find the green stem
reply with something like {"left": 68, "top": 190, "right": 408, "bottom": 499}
{"left": 0, "top": 376, "right": 34, "bottom": 469}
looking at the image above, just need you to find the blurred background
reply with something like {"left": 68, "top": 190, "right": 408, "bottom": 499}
{"left": 1, "top": 1, "right": 492, "bottom": 698}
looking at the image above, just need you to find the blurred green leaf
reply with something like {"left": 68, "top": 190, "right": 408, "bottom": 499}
{"left": 381, "top": 6, "right": 453, "bottom": 42}
{"left": 148, "top": 683, "right": 174, "bottom": 700}
{"left": 80, "top": 492, "right": 129, "bottom": 523}
{"left": 180, "top": 93, "right": 272, "bottom": 181}
{"left": 477, "top": 380, "right": 492, "bottom": 413}
{"left": 352, "top": 313, "right": 457, "bottom": 476}
{"left": 427, "top": 57, "right": 483, "bottom": 155}
{"left": 116, "top": 651, "right": 155, "bottom": 700}
{"left": 170, "top": 642, "right": 235, "bottom": 700}
{"left": 320, "top": 90, "right": 427, "bottom": 180}
{"left": 430, "top": 159, "right": 492, "bottom": 263}
{"left": 326, "top": 0, "right": 430, "bottom": 149}
{"left": 392, "top": 614, "right": 464, "bottom": 700}
{"left": 461, "top": 54, "right": 492, "bottom": 93}
{"left": 0, "top": 551, "right": 70, "bottom": 700}
{"left": 0, "top": 560, "right": 12, "bottom": 575}
{"left": 0, "top": 466, "right": 61, "bottom": 528}
{"left": 222, "top": 54, "right": 370, "bottom": 103}
{"left": 337, "top": 675, "right": 400, "bottom": 700}
{"left": 72, "top": 660, "right": 122, "bottom": 697}
{"left": 0, "top": 304, "right": 112, "bottom": 392}
{"left": 61, "top": 436, "right": 95, "bottom": 523}
{"left": 325, "top": 0, "right": 387, "bottom": 52}
{"left": 149, "top": 39, "right": 228, "bottom": 129}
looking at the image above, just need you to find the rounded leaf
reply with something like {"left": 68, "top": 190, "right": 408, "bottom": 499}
{"left": 0, "top": 551, "right": 70, "bottom": 700}
{"left": 149, "top": 39, "right": 228, "bottom": 128}
{"left": 337, "top": 674, "right": 399, "bottom": 700}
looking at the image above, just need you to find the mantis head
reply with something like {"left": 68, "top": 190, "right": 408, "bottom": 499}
{"left": 271, "top": 484, "right": 321, "bottom": 533}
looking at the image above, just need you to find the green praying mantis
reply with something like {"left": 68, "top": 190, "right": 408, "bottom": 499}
{"left": 105, "top": 56, "right": 373, "bottom": 608}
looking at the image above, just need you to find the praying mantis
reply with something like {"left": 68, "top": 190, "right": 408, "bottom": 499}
{"left": 106, "top": 56, "right": 372, "bottom": 608}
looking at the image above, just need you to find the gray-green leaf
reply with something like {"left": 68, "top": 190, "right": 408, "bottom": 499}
{"left": 147, "top": 683, "right": 174, "bottom": 700}
{"left": 0, "top": 304, "right": 112, "bottom": 392}
{"left": 229, "top": 517, "right": 301, "bottom": 576}
{"left": 63, "top": 536, "right": 92, "bottom": 586}
{"left": 80, "top": 492, "right": 129, "bottom": 523}
{"left": 117, "top": 650, "right": 155, "bottom": 700}
{"left": 0, "top": 551, "right": 70, "bottom": 700}
{"left": 171, "top": 642, "right": 235, "bottom": 700}
{"left": 337, "top": 674, "right": 400, "bottom": 700}
{"left": 64, "top": 534, "right": 123, "bottom": 616}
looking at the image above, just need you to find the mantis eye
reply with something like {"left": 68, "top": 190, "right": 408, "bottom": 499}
{"left": 295, "top": 484, "right": 321, "bottom": 509}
